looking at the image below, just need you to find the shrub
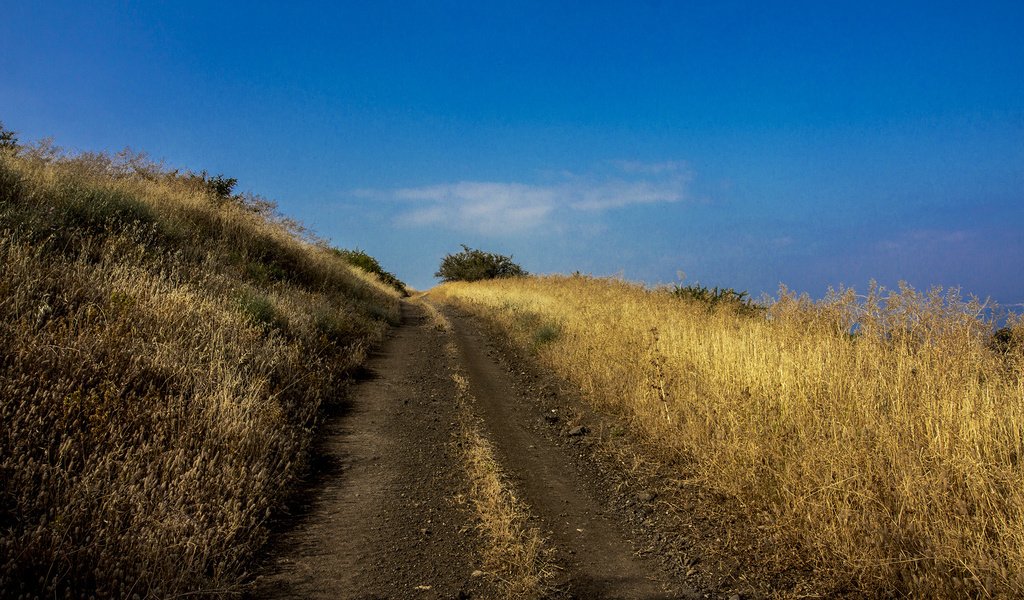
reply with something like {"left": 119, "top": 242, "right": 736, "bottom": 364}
{"left": 669, "top": 282, "right": 763, "bottom": 315}
{"left": 333, "top": 248, "right": 407, "bottom": 295}
{"left": 0, "top": 121, "right": 17, "bottom": 150}
{"left": 435, "top": 244, "right": 526, "bottom": 282}
{"left": 237, "top": 290, "right": 285, "bottom": 331}
{"left": 187, "top": 170, "right": 238, "bottom": 201}
{"left": 991, "top": 323, "right": 1023, "bottom": 355}
{"left": 313, "top": 307, "right": 360, "bottom": 346}
{"left": 532, "top": 322, "right": 561, "bottom": 348}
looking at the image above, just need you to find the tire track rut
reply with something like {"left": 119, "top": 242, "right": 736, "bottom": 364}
{"left": 249, "top": 303, "right": 490, "bottom": 599}
{"left": 250, "top": 301, "right": 693, "bottom": 599}
{"left": 447, "top": 307, "right": 691, "bottom": 600}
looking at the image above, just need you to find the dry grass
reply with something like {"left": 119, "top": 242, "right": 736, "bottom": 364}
{"left": 0, "top": 144, "right": 401, "bottom": 597}
{"left": 432, "top": 275, "right": 1024, "bottom": 597}
{"left": 449, "top": 353, "right": 554, "bottom": 598}
{"left": 409, "top": 292, "right": 451, "bottom": 332}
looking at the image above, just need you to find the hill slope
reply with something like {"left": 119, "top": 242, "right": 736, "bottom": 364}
{"left": 0, "top": 142, "right": 401, "bottom": 597}
{"left": 433, "top": 274, "right": 1024, "bottom": 597}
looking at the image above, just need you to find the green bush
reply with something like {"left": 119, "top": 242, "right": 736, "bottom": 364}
{"left": 669, "top": 282, "right": 763, "bottom": 315}
{"left": 332, "top": 248, "right": 407, "bottom": 295}
{"left": 991, "top": 325, "right": 1023, "bottom": 355}
{"left": 435, "top": 244, "right": 526, "bottom": 282}
{"left": 532, "top": 322, "right": 561, "bottom": 347}
{"left": 313, "top": 308, "right": 358, "bottom": 345}
{"left": 185, "top": 170, "right": 238, "bottom": 202}
{"left": 237, "top": 290, "right": 285, "bottom": 331}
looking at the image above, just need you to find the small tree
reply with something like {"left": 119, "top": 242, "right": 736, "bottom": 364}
{"left": 435, "top": 244, "right": 526, "bottom": 282}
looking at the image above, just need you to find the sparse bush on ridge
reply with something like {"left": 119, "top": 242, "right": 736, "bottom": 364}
{"left": 435, "top": 244, "right": 526, "bottom": 282}
{"left": 0, "top": 121, "right": 17, "bottom": 150}
{"left": 333, "top": 247, "right": 408, "bottom": 295}
{"left": 992, "top": 323, "right": 1024, "bottom": 354}
{"left": 433, "top": 275, "right": 1024, "bottom": 598}
{"left": 668, "top": 282, "right": 763, "bottom": 315}
{"left": 198, "top": 171, "right": 238, "bottom": 200}
{"left": 0, "top": 138, "right": 401, "bottom": 597}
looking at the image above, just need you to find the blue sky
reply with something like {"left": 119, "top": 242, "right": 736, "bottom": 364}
{"left": 2, "top": 2, "right": 1022, "bottom": 303}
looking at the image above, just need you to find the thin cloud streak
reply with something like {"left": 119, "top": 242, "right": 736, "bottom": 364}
{"left": 875, "top": 229, "right": 972, "bottom": 252}
{"left": 392, "top": 182, "right": 556, "bottom": 234}
{"left": 366, "top": 161, "right": 693, "bottom": 235}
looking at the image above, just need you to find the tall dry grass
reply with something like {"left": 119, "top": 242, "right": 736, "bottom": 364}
{"left": 432, "top": 275, "right": 1024, "bottom": 597}
{"left": 0, "top": 143, "right": 401, "bottom": 597}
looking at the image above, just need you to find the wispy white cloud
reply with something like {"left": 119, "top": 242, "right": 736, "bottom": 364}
{"left": 875, "top": 228, "right": 971, "bottom": 251}
{"left": 360, "top": 160, "right": 693, "bottom": 236}
{"left": 569, "top": 178, "right": 689, "bottom": 210}
{"left": 391, "top": 182, "right": 557, "bottom": 234}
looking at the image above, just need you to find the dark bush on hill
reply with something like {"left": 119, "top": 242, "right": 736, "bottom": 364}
{"left": 333, "top": 248, "right": 407, "bottom": 295}
{"left": 200, "top": 171, "right": 238, "bottom": 200}
{"left": 991, "top": 326, "right": 1023, "bottom": 354}
{"left": 0, "top": 121, "right": 17, "bottom": 150}
{"left": 669, "top": 282, "right": 763, "bottom": 315}
{"left": 435, "top": 244, "right": 527, "bottom": 282}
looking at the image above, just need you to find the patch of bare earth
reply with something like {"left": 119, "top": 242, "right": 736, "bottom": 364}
{"left": 247, "top": 303, "right": 495, "bottom": 599}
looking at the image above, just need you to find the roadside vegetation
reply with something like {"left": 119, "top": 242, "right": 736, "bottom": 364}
{"left": 432, "top": 274, "right": 1024, "bottom": 598}
{"left": 0, "top": 129, "right": 402, "bottom": 597}
{"left": 333, "top": 247, "right": 407, "bottom": 295}
{"left": 451, "top": 369, "right": 554, "bottom": 599}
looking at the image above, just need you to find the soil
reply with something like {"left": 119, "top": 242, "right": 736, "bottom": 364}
{"left": 247, "top": 303, "right": 493, "bottom": 599}
{"left": 248, "top": 300, "right": 834, "bottom": 599}
{"left": 446, "top": 307, "right": 692, "bottom": 600}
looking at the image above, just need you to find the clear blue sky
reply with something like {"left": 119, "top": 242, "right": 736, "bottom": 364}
{"left": 3, "top": 1, "right": 1022, "bottom": 303}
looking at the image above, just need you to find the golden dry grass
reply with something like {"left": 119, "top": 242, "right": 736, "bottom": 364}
{"left": 409, "top": 292, "right": 451, "bottom": 332}
{"left": 432, "top": 275, "right": 1024, "bottom": 597}
{"left": 449, "top": 348, "right": 554, "bottom": 599}
{"left": 0, "top": 145, "right": 401, "bottom": 597}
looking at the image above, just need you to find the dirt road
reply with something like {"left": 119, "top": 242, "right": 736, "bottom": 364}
{"left": 248, "top": 301, "right": 694, "bottom": 599}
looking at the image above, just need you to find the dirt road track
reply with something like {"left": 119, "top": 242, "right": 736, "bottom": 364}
{"left": 249, "top": 301, "right": 693, "bottom": 599}
{"left": 447, "top": 308, "right": 689, "bottom": 599}
{"left": 248, "top": 303, "right": 491, "bottom": 599}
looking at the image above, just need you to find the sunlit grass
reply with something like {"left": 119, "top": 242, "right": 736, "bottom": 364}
{"left": 451, "top": 362, "right": 553, "bottom": 599}
{"left": 433, "top": 274, "right": 1024, "bottom": 597}
{"left": 0, "top": 144, "right": 401, "bottom": 596}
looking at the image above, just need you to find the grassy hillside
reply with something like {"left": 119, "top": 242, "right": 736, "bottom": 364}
{"left": 0, "top": 141, "right": 402, "bottom": 597}
{"left": 432, "top": 275, "right": 1024, "bottom": 597}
